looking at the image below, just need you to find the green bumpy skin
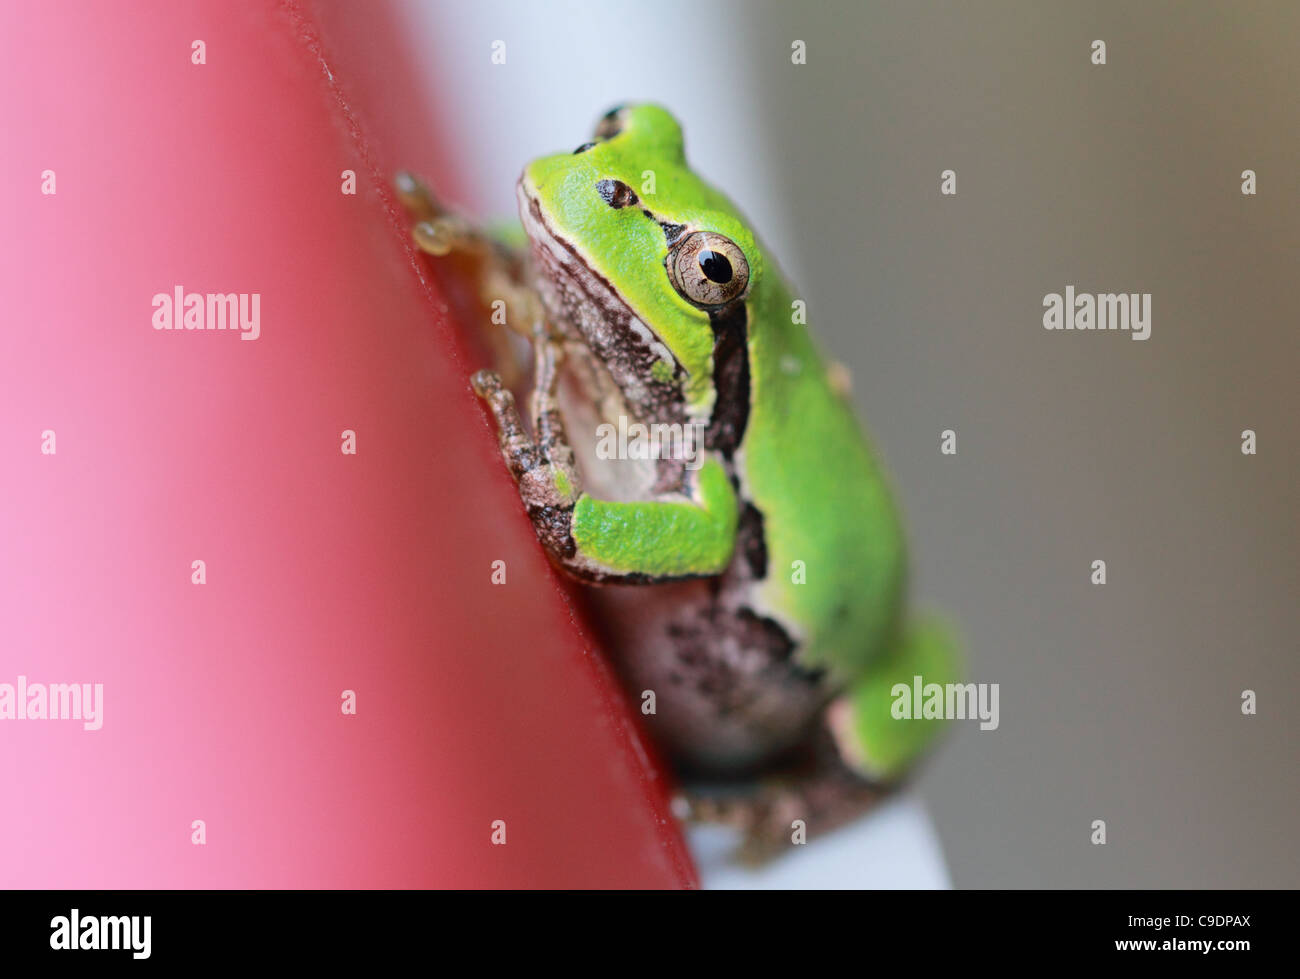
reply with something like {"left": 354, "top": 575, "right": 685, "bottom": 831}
{"left": 743, "top": 269, "right": 907, "bottom": 678}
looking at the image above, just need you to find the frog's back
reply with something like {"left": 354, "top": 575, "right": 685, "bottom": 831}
{"left": 738, "top": 272, "right": 907, "bottom": 681}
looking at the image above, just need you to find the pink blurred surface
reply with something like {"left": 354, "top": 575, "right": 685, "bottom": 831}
{"left": 0, "top": 0, "right": 695, "bottom": 888}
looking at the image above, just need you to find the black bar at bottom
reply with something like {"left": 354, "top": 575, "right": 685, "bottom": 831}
{"left": 0, "top": 888, "right": 1280, "bottom": 966}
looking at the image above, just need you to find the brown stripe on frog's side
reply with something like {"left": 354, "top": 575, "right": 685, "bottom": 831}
{"left": 735, "top": 501, "right": 769, "bottom": 581}
{"left": 644, "top": 209, "right": 688, "bottom": 248}
{"left": 703, "top": 301, "right": 750, "bottom": 458}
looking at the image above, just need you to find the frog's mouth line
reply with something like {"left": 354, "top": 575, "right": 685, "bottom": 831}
{"left": 516, "top": 181, "right": 694, "bottom": 433}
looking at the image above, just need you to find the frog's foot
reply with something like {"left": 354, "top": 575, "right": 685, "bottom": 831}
{"left": 395, "top": 170, "right": 539, "bottom": 387}
{"left": 394, "top": 170, "right": 522, "bottom": 279}
{"left": 393, "top": 169, "right": 440, "bottom": 224}
{"left": 411, "top": 214, "right": 479, "bottom": 258}
{"left": 470, "top": 369, "right": 543, "bottom": 481}
{"left": 395, "top": 170, "right": 483, "bottom": 252}
{"left": 683, "top": 754, "right": 885, "bottom": 866}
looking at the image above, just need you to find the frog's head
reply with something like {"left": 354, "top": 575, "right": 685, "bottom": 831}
{"left": 518, "top": 104, "right": 762, "bottom": 429}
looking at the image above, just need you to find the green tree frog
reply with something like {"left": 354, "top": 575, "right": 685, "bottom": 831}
{"left": 397, "top": 104, "right": 960, "bottom": 861}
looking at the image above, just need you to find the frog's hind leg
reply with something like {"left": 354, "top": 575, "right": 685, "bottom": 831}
{"left": 827, "top": 615, "right": 962, "bottom": 783}
{"left": 687, "top": 615, "right": 961, "bottom": 865}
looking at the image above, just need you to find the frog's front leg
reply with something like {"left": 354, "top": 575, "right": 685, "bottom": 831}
{"left": 472, "top": 337, "right": 738, "bottom": 584}
{"left": 395, "top": 170, "right": 540, "bottom": 388}
{"left": 394, "top": 170, "right": 490, "bottom": 258}
{"left": 470, "top": 330, "right": 581, "bottom": 565}
{"left": 395, "top": 171, "right": 535, "bottom": 319}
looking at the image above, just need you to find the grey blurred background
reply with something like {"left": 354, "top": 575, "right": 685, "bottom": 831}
{"left": 396, "top": 0, "right": 1298, "bottom": 887}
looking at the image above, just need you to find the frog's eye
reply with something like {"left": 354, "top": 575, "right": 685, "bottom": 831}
{"left": 666, "top": 232, "right": 750, "bottom": 308}
{"left": 594, "top": 105, "right": 627, "bottom": 140}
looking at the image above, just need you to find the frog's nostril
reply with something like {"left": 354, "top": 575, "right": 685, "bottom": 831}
{"left": 596, "top": 179, "right": 638, "bottom": 209}
{"left": 573, "top": 141, "right": 597, "bottom": 155}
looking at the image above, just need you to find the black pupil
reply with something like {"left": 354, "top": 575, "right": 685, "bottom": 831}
{"left": 698, "top": 249, "right": 732, "bottom": 284}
